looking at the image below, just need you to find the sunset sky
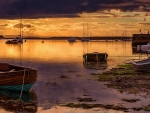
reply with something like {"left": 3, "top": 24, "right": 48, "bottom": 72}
{"left": 0, "top": 0, "right": 150, "bottom": 37}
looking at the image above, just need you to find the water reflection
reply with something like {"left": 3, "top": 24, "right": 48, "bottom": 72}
{"left": 0, "top": 39, "right": 148, "bottom": 113}
{"left": 0, "top": 89, "right": 37, "bottom": 113}
{"left": 0, "top": 39, "right": 136, "bottom": 63}
{"left": 83, "top": 61, "right": 108, "bottom": 70}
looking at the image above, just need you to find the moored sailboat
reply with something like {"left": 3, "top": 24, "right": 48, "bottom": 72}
{"left": 5, "top": 11, "right": 23, "bottom": 44}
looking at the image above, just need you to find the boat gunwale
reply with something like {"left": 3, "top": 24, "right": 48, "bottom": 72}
{"left": 131, "top": 59, "right": 150, "bottom": 66}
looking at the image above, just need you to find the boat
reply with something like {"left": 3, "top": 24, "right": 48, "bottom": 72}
{"left": 5, "top": 39, "right": 19, "bottom": 44}
{"left": 83, "top": 52, "right": 108, "bottom": 62}
{"left": 0, "top": 35, "right": 4, "bottom": 39}
{"left": 6, "top": 35, "right": 23, "bottom": 44}
{"left": 131, "top": 57, "right": 150, "bottom": 71}
{"left": 6, "top": 10, "right": 23, "bottom": 44}
{"left": 81, "top": 38, "right": 90, "bottom": 42}
{"left": 68, "top": 37, "right": 76, "bottom": 43}
{"left": 0, "top": 63, "right": 38, "bottom": 92}
{"left": 137, "top": 43, "right": 150, "bottom": 52}
{"left": 0, "top": 89, "right": 37, "bottom": 113}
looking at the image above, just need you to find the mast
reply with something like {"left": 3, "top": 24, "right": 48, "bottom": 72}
{"left": 83, "top": 23, "right": 84, "bottom": 37}
{"left": 87, "top": 23, "right": 88, "bottom": 38}
{"left": 20, "top": 11, "right": 23, "bottom": 38}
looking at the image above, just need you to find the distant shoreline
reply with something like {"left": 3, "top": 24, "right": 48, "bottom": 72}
{"left": 1, "top": 36, "right": 132, "bottom": 41}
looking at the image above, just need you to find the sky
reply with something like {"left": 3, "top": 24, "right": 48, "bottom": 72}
{"left": 0, "top": 0, "right": 150, "bottom": 37}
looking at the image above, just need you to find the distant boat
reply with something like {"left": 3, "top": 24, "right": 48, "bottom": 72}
{"left": 0, "top": 35, "right": 4, "bottom": 39}
{"left": 68, "top": 37, "right": 76, "bottom": 43}
{"left": 6, "top": 10, "right": 23, "bottom": 44}
{"left": 81, "top": 38, "right": 90, "bottom": 42}
{"left": 0, "top": 63, "right": 38, "bottom": 92}
{"left": 5, "top": 39, "right": 18, "bottom": 44}
{"left": 131, "top": 57, "right": 150, "bottom": 71}
{"left": 83, "top": 52, "right": 108, "bottom": 62}
{"left": 5, "top": 35, "right": 23, "bottom": 44}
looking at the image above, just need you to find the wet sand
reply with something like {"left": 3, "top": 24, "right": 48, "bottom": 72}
{"left": 33, "top": 58, "right": 150, "bottom": 113}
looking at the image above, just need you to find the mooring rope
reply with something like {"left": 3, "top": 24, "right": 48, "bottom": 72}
{"left": 19, "top": 69, "right": 26, "bottom": 100}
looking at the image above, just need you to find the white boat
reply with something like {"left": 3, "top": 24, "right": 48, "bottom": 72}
{"left": 68, "top": 37, "right": 76, "bottom": 42}
{"left": 15, "top": 35, "right": 23, "bottom": 42}
{"left": 131, "top": 57, "right": 150, "bottom": 71}
{"left": 137, "top": 43, "right": 150, "bottom": 52}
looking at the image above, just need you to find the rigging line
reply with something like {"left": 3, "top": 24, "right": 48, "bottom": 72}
{"left": 19, "top": 69, "right": 26, "bottom": 100}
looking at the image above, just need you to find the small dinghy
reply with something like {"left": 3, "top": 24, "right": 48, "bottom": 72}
{"left": 131, "top": 57, "right": 150, "bottom": 71}
{"left": 83, "top": 52, "right": 108, "bottom": 62}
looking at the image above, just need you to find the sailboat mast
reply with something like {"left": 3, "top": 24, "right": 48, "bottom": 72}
{"left": 83, "top": 23, "right": 84, "bottom": 37}
{"left": 20, "top": 11, "right": 23, "bottom": 38}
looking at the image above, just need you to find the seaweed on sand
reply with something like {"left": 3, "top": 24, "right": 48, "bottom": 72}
{"left": 64, "top": 63, "right": 150, "bottom": 112}
{"left": 91, "top": 63, "right": 150, "bottom": 96}
{"left": 65, "top": 103, "right": 129, "bottom": 112}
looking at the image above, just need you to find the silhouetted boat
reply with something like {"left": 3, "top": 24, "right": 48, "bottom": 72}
{"left": 5, "top": 35, "right": 23, "bottom": 44}
{"left": 131, "top": 57, "right": 150, "bottom": 71}
{"left": 81, "top": 38, "right": 90, "bottom": 42}
{"left": 83, "top": 52, "right": 108, "bottom": 62}
{"left": 0, "top": 35, "right": 4, "bottom": 39}
{"left": 0, "top": 63, "right": 37, "bottom": 92}
{"left": 68, "top": 37, "right": 76, "bottom": 42}
{"left": 6, "top": 9, "right": 23, "bottom": 44}
{"left": 0, "top": 89, "right": 37, "bottom": 113}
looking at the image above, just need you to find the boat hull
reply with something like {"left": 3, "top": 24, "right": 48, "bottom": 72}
{"left": 137, "top": 44, "right": 150, "bottom": 52}
{"left": 0, "top": 63, "right": 38, "bottom": 92}
{"left": 83, "top": 52, "right": 108, "bottom": 62}
{"left": 132, "top": 58, "right": 150, "bottom": 71}
{"left": 0, "top": 84, "right": 33, "bottom": 92}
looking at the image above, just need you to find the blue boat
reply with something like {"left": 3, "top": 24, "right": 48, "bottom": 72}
{"left": 0, "top": 63, "right": 38, "bottom": 92}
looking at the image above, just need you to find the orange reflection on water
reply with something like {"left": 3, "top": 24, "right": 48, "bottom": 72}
{"left": 0, "top": 40, "right": 133, "bottom": 62}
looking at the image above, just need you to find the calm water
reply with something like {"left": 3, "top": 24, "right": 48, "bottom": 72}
{"left": 0, "top": 39, "right": 149, "bottom": 113}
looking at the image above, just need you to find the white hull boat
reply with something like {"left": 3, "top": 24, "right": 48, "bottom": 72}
{"left": 131, "top": 57, "right": 150, "bottom": 71}
{"left": 137, "top": 43, "right": 150, "bottom": 52}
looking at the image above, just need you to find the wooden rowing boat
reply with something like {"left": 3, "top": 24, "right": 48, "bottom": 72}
{"left": 131, "top": 57, "right": 150, "bottom": 71}
{"left": 0, "top": 63, "right": 38, "bottom": 92}
{"left": 83, "top": 52, "right": 108, "bottom": 62}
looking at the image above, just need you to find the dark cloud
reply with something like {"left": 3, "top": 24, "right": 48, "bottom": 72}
{"left": 0, "top": 0, "right": 150, "bottom": 19}
{"left": 0, "top": 24, "right": 8, "bottom": 27}
{"left": 13, "top": 23, "right": 33, "bottom": 28}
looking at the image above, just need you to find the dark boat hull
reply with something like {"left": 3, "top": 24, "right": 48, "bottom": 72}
{"left": 83, "top": 52, "right": 108, "bottom": 62}
{"left": 0, "top": 63, "right": 38, "bottom": 92}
